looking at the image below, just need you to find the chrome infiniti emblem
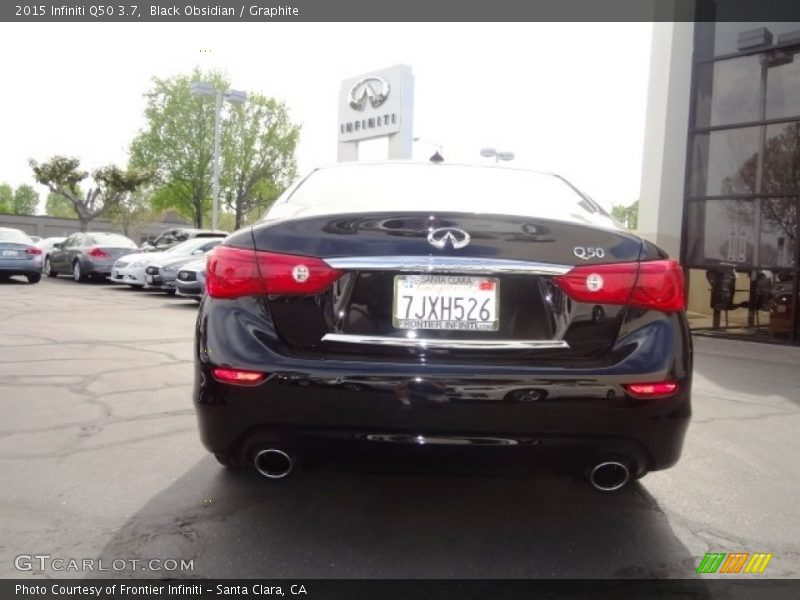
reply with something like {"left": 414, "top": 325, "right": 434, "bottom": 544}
{"left": 348, "top": 76, "right": 390, "bottom": 111}
{"left": 427, "top": 227, "right": 471, "bottom": 250}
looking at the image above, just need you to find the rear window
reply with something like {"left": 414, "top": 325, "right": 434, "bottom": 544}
{"left": 0, "top": 228, "right": 32, "bottom": 243}
{"left": 267, "top": 163, "right": 616, "bottom": 228}
{"left": 86, "top": 233, "right": 137, "bottom": 248}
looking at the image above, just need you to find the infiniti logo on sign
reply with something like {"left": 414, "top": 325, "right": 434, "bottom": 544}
{"left": 427, "top": 227, "right": 471, "bottom": 250}
{"left": 348, "top": 76, "right": 390, "bottom": 111}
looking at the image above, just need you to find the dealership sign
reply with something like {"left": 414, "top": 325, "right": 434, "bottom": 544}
{"left": 337, "top": 64, "right": 414, "bottom": 161}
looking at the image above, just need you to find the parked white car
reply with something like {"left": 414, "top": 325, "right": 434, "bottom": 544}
{"left": 109, "top": 237, "right": 221, "bottom": 288}
{"left": 143, "top": 240, "right": 220, "bottom": 294}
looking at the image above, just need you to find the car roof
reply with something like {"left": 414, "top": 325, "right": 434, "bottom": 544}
{"left": 309, "top": 160, "right": 554, "bottom": 176}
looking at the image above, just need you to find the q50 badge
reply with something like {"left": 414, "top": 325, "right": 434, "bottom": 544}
{"left": 573, "top": 247, "right": 605, "bottom": 260}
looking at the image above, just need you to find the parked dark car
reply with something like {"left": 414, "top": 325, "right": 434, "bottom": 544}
{"left": 47, "top": 232, "right": 139, "bottom": 282}
{"left": 194, "top": 162, "right": 692, "bottom": 491}
{"left": 141, "top": 228, "right": 227, "bottom": 252}
{"left": 36, "top": 236, "right": 66, "bottom": 272}
{"left": 0, "top": 227, "right": 43, "bottom": 283}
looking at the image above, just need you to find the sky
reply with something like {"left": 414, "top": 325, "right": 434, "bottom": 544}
{"left": 0, "top": 22, "right": 653, "bottom": 212}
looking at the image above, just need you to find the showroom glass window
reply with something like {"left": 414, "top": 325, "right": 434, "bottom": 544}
{"left": 685, "top": 23, "right": 800, "bottom": 342}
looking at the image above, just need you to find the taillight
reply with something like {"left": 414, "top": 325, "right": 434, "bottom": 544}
{"left": 553, "top": 259, "right": 685, "bottom": 312}
{"left": 624, "top": 381, "right": 679, "bottom": 399}
{"left": 25, "top": 247, "right": 42, "bottom": 255}
{"left": 206, "top": 246, "right": 343, "bottom": 299}
{"left": 212, "top": 367, "right": 266, "bottom": 386}
{"left": 88, "top": 247, "right": 109, "bottom": 258}
{"left": 629, "top": 260, "right": 686, "bottom": 312}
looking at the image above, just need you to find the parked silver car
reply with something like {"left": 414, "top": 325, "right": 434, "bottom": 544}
{"left": 140, "top": 228, "right": 227, "bottom": 252}
{"left": 144, "top": 239, "right": 220, "bottom": 294}
{"left": 174, "top": 258, "right": 207, "bottom": 301}
{"left": 0, "top": 227, "right": 43, "bottom": 283}
{"left": 47, "top": 232, "right": 139, "bottom": 282}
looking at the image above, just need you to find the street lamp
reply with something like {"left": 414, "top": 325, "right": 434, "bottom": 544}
{"left": 190, "top": 81, "right": 248, "bottom": 231}
{"left": 413, "top": 136, "right": 444, "bottom": 163}
{"left": 480, "top": 147, "right": 515, "bottom": 163}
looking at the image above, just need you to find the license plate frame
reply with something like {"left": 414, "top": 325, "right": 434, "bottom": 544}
{"left": 392, "top": 275, "right": 500, "bottom": 331}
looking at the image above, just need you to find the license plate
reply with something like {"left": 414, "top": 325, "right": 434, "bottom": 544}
{"left": 2, "top": 250, "right": 17, "bottom": 257}
{"left": 145, "top": 275, "right": 154, "bottom": 283}
{"left": 393, "top": 275, "right": 499, "bottom": 331}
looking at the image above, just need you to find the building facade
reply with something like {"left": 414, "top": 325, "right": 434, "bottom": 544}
{"left": 640, "top": 21, "right": 800, "bottom": 343}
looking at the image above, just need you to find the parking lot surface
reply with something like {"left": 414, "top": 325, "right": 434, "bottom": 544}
{"left": 1, "top": 276, "right": 799, "bottom": 579}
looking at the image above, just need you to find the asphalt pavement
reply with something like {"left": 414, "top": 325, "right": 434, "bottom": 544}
{"left": 1, "top": 276, "right": 799, "bottom": 579}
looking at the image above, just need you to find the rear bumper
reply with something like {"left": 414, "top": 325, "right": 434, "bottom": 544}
{"left": 81, "top": 257, "right": 113, "bottom": 276}
{"left": 194, "top": 299, "right": 692, "bottom": 474}
{"left": 0, "top": 257, "right": 41, "bottom": 275}
{"left": 0, "top": 265, "right": 40, "bottom": 276}
{"left": 195, "top": 375, "right": 689, "bottom": 475}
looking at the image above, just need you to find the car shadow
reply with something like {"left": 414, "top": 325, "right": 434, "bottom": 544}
{"left": 159, "top": 300, "right": 200, "bottom": 309}
{"left": 39, "top": 276, "right": 115, "bottom": 285}
{"left": 92, "top": 458, "right": 707, "bottom": 580}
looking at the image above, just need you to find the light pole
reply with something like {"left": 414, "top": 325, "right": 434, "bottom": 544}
{"left": 413, "top": 137, "right": 444, "bottom": 163}
{"left": 480, "top": 147, "right": 515, "bottom": 163}
{"left": 190, "top": 81, "right": 247, "bottom": 231}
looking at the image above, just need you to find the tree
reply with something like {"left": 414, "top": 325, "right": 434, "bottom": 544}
{"left": 221, "top": 94, "right": 300, "bottom": 229}
{"left": 106, "top": 189, "right": 160, "bottom": 241}
{"left": 45, "top": 192, "right": 75, "bottom": 218}
{"left": 130, "top": 69, "right": 227, "bottom": 227}
{"left": 0, "top": 183, "right": 12, "bottom": 213}
{"left": 611, "top": 201, "right": 638, "bottom": 230}
{"left": 0, "top": 183, "right": 40, "bottom": 215}
{"left": 721, "top": 122, "right": 799, "bottom": 256}
{"left": 12, "top": 185, "right": 39, "bottom": 215}
{"left": 29, "top": 156, "right": 151, "bottom": 231}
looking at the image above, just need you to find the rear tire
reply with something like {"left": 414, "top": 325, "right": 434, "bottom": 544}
{"left": 27, "top": 273, "right": 41, "bottom": 284}
{"left": 72, "top": 261, "right": 86, "bottom": 282}
{"left": 45, "top": 257, "right": 57, "bottom": 278}
{"left": 214, "top": 453, "right": 248, "bottom": 470}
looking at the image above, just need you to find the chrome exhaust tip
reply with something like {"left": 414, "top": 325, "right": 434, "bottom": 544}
{"left": 253, "top": 448, "right": 294, "bottom": 479}
{"left": 588, "top": 460, "right": 631, "bottom": 491}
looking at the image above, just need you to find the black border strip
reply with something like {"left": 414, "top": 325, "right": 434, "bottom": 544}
{"left": 4, "top": 0, "right": 800, "bottom": 23}
{"left": 3, "top": 579, "right": 800, "bottom": 600}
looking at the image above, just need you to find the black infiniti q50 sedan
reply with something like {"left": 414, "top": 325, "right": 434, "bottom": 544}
{"left": 193, "top": 162, "right": 691, "bottom": 491}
